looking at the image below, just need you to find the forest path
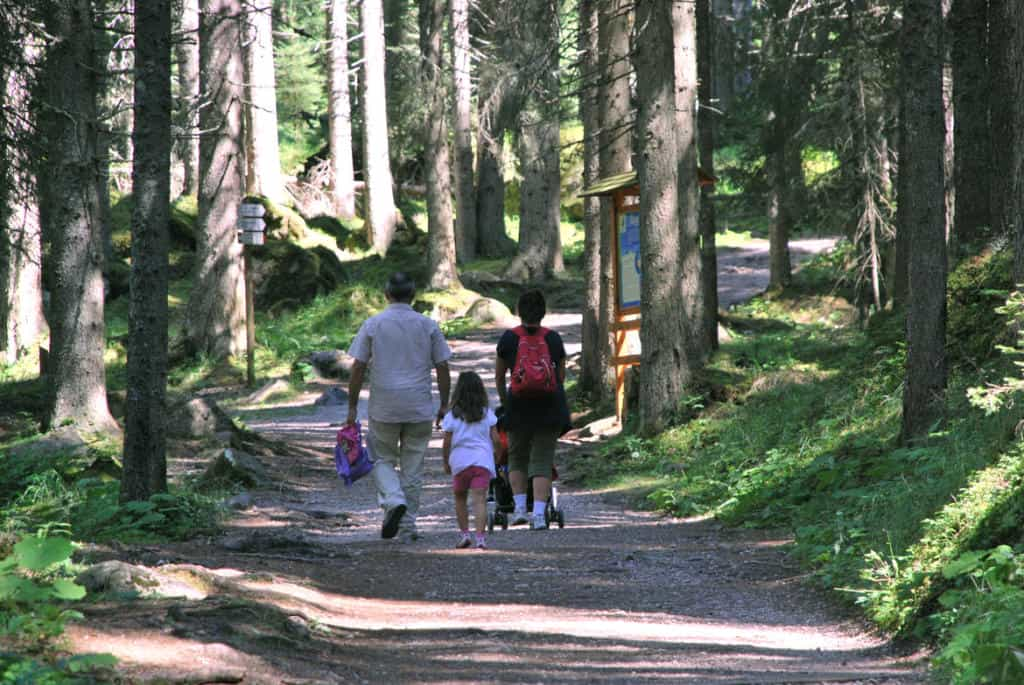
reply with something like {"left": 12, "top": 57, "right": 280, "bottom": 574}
{"left": 67, "top": 237, "right": 929, "bottom": 684}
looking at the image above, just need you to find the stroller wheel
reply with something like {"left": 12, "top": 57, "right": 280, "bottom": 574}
{"left": 556, "top": 510, "right": 565, "bottom": 528}
{"left": 487, "top": 512, "right": 495, "bottom": 533}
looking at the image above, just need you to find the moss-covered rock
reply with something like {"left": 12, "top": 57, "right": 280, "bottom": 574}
{"left": 249, "top": 241, "right": 346, "bottom": 313}
{"left": 246, "top": 195, "right": 307, "bottom": 241}
{"left": 947, "top": 246, "right": 1014, "bottom": 364}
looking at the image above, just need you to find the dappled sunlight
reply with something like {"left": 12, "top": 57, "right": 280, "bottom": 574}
{"left": 226, "top": 575, "right": 881, "bottom": 652}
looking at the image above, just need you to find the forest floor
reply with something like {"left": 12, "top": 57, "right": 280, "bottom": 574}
{"left": 64, "top": 237, "right": 932, "bottom": 684}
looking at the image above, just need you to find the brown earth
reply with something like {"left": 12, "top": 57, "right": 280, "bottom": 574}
{"left": 63, "top": 238, "right": 932, "bottom": 684}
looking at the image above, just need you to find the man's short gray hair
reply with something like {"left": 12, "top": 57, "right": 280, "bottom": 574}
{"left": 385, "top": 272, "right": 416, "bottom": 302}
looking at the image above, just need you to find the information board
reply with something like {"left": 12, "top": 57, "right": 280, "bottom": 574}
{"left": 617, "top": 209, "right": 641, "bottom": 311}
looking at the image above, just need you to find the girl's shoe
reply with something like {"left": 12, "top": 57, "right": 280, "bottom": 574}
{"left": 475, "top": 535, "right": 487, "bottom": 549}
{"left": 455, "top": 533, "right": 472, "bottom": 549}
{"left": 530, "top": 515, "right": 548, "bottom": 531}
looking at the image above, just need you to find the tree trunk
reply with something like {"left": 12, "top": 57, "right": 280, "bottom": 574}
{"left": 328, "top": 0, "right": 357, "bottom": 219}
{"left": 38, "top": 0, "right": 118, "bottom": 433}
{"left": 697, "top": 0, "right": 718, "bottom": 352}
{"left": 0, "top": 39, "right": 47, "bottom": 366}
{"left": 675, "top": 0, "right": 705, "bottom": 364}
{"left": 174, "top": 0, "right": 201, "bottom": 197}
{"left": 950, "top": 0, "right": 991, "bottom": 246}
{"left": 634, "top": 0, "right": 693, "bottom": 435}
{"left": 362, "top": 0, "right": 399, "bottom": 254}
{"left": 711, "top": 0, "right": 735, "bottom": 110}
{"left": 122, "top": 0, "right": 172, "bottom": 502}
{"left": 597, "top": 0, "right": 632, "bottom": 401}
{"left": 506, "top": 105, "right": 563, "bottom": 281}
{"left": 504, "top": 0, "right": 562, "bottom": 282}
{"left": 420, "top": 0, "right": 459, "bottom": 289}
{"left": 450, "top": 0, "right": 476, "bottom": 263}
{"left": 900, "top": 0, "right": 948, "bottom": 443}
{"left": 578, "top": 0, "right": 604, "bottom": 397}
{"left": 474, "top": 64, "right": 516, "bottom": 257}
{"left": 990, "top": 0, "right": 1024, "bottom": 283}
{"left": 188, "top": 0, "right": 247, "bottom": 359}
{"left": 243, "top": 0, "right": 284, "bottom": 203}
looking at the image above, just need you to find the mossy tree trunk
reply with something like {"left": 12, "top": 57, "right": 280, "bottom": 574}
{"left": 451, "top": 0, "right": 476, "bottom": 263}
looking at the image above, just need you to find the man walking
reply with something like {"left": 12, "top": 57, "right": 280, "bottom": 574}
{"left": 347, "top": 272, "right": 452, "bottom": 540}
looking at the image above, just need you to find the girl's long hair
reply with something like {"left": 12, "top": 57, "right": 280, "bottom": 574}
{"left": 451, "top": 371, "right": 488, "bottom": 423}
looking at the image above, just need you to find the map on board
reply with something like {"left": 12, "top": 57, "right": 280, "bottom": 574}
{"left": 618, "top": 210, "right": 641, "bottom": 310}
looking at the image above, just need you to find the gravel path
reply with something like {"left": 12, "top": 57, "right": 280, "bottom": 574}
{"left": 66, "top": 237, "right": 929, "bottom": 684}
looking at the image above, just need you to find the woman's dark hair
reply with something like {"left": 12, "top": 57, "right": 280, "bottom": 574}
{"left": 385, "top": 272, "right": 416, "bottom": 303}
{"left": 451, "top": 371, "right": 489, "bottom": 423}
{"left": 516, "top": 289, "right": 546, "bottom": 325}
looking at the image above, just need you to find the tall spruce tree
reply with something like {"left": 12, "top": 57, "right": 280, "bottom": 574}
{"left": 122, "top": 0, "right": 172, "bottom": 502}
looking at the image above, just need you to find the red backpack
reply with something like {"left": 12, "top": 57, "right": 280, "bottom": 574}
{"left": 509, "top": 326, "right": 557, "bottom": 397}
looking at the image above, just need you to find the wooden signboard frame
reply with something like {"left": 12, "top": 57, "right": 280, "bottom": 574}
{"left": 611, "top": 188, "right": 641, "bottom": 422}
{"left": 579, "top": 169, "right": 716, "bottom": 422}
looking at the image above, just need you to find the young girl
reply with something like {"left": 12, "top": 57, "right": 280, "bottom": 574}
{"left": 441, "top": 371, "right": 500, "bottom": 549}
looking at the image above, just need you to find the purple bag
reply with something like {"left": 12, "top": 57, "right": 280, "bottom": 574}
{"left": 335, "top": 421, "right": 374, "bottom": 486}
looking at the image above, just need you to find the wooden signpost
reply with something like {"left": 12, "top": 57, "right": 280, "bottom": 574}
{"left": 580, "top": 169, "right": 716, "bottom": 422}
{"left": 238, "top": 201, "right": 266, "bottom": 387}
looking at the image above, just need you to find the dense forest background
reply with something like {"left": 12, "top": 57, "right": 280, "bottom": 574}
{"left": 2, "top": 0, "right": 1024, "bottom": 682}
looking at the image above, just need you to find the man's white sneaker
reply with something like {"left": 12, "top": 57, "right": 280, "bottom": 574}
{"left": 510, "top": 509, "right": 529, "bottom": 525}
{"left": 530, "top": 515, "right": 548, "bottom": 531}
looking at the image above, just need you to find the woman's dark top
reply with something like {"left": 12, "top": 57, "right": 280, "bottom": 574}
{"left": 497, "top": 326, "right": 571, "bottom": 433}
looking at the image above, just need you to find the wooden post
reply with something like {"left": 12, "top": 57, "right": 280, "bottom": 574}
{"left": 244, "top": 246, "right": 255, "bottom": 387}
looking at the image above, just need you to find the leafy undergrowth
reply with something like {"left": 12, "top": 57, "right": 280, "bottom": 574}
{"left": 570, "top": 247, "right": 1024, "bottom": 683}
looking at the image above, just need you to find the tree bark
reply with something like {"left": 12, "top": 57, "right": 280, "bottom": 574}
{"left": 1, "top": 38, "right": 47, "bottom": 366}
{"left": 122, "top": 0, "right": 172, "bottom": 502}
{"left": 950, "top": 0, "right": 991, "bottom": 246}
{"left": 675, "top": 0, "right": 705, "bottom": 365}
{"left": 38, "top": 0, "right": 118, "bottom": 433}
{"left": 900, "top": 0, "right": 948, "bottom": 443}
{"left": 328, "top": 0, "right": 357, "bottom": 219}
{"left": 451, "top": 0, "right": 476, "bottom": 263}
{"left": 597, "top": 0, "right": 632, "bottom": 400}
{"left": 697, "top": 0, "right": 718, "bottom": 353}
{"left": 503, "top": 0, "right": 562, "bottom": 282}
{"left": 243, "top": 0, "right": 284, "bottom": 203}
{"left": 362, "top": 0, "right": 399, "bottom": 254}
{"left": 990, "top": 0, "right": 1024, "bottom": 283}
{"left": 474, "top": 44, "right": 516, "bottom": 258}
{"left": 188, "top": 0, "right": 247, "bottom": 359}
{"left": 578, "top": 0, "right": 604, "bottom": 397}
{"left": 634, "top": 0, "right": 696, "bottom": 435}
{"left": 506, "top": 104, "right": 564, "bottom": 281}
{"left": 174, "top": 0, "right": 201, "bottom": 197}
{"left": 420, "top": 0, "right": 459, "bottom": 289}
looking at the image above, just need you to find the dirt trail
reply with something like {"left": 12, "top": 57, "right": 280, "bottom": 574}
{"left": 66, "top": 238, "right": 930, "bottom": 684}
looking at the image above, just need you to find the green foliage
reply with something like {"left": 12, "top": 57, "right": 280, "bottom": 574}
{"left": 932, "top": 546, "right": 1024, "bottom": 684}
{"left": 0, "top": 534, "right": 87, "bottom": 655}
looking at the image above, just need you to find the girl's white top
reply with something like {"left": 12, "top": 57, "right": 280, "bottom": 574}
{"left": 441, "top": 407, "right": 498, "bottom": 477}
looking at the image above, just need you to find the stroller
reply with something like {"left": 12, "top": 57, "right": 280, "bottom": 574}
{"left": 487, "top": 410, "right": 565, "bottom": 532}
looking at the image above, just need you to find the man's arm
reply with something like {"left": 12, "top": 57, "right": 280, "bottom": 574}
{"left": 495, "top": 356, "right": 508, "bottom": 406}
{"left": 346, "top": 359, "right": 367, "bottom": 425}
{"left": 434, "top": 361, "right": 451, "bottom": 427}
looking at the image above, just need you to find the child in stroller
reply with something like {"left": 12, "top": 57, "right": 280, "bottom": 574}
{"left": 487, "top": 408, "right": 565, "bottom": 532}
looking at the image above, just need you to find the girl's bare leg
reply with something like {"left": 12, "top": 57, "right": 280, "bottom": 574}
{"left": 470, "top": 488, "right": 488, "bottom": 534}
{"left": 454, "top": 490, "right": 469, "bottom": 531}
